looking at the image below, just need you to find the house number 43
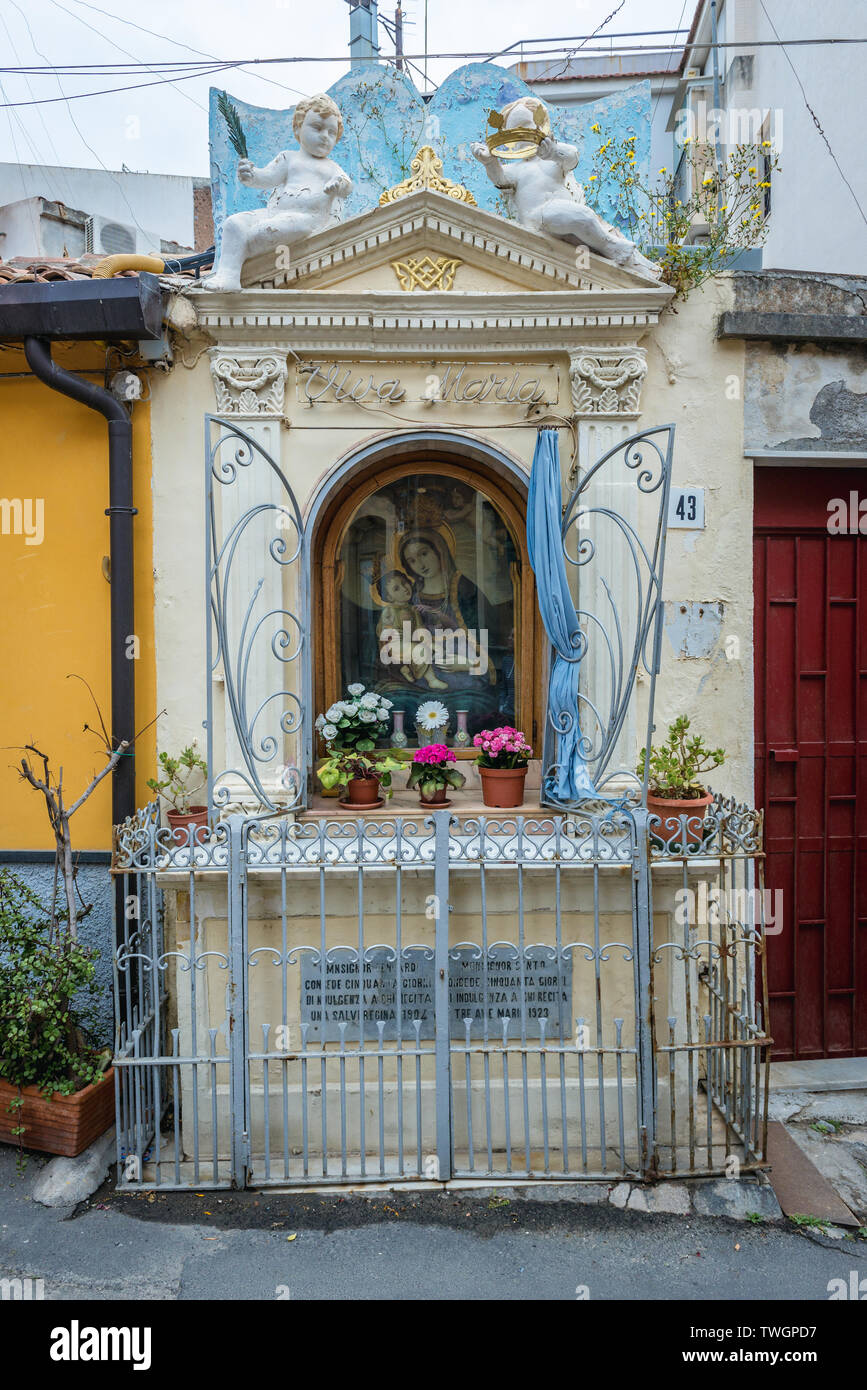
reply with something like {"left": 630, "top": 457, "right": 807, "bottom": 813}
{"left": 668, "top": 487, "right": 705, "bottom": 529}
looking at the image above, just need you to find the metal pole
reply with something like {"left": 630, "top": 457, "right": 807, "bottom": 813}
{"left": 433, "top": 809, "right": 452, "bottom": 1180}
{"left": 710, "top": 0, "right": 724, "bottom": 221}
{"left": 631, "top": 806, "right": 657, "bottom": 1176}
{"left": 227, "top": 814, "right": 250, "bottom": 1187}
{"left": 395, "top": 4, "right": 403, "bottom": 69}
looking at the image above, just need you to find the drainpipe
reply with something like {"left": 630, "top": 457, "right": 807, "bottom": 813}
{"left": 22, "top": 336, "right": 136, "bottom": 831}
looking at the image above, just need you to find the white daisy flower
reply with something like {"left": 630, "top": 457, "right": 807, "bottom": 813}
{"left": 416, "top": 699, "right": 449, "bottom": 731}
{"left": 347, "top": 683, "right": 365, "bottom": 696}
{"left": 360, "top": 692, "right": 379, "bottom": 708}
{"left": 322, "top": 723, "right": 338, "bottom": 740}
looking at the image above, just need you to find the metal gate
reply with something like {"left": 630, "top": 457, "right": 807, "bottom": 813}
{"left": 112, "top": 797, "right": 770, "bottom": 1189}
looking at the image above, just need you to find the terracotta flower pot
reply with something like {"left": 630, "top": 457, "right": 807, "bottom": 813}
{"left": 0, "top": 1068, "right": 115, "bottom": 1157}
{"left": 479, "top": 765, "right": 528, "bottom": 809}
{"left": 167, "top": 806, "right": 208, "bottom": 843}
{"left": 419, "top": 786, "right": 448, "bottom": 805}
{"left": 647, "top": 791, "right": 713, "bottom": 846}
{"left": 345, "top": 775, "right": 381, "bottom": 806}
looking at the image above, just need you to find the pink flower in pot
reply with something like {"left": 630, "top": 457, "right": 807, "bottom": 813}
{"left": 407, "top": 743, "right": 466, "bottom": 805}
{"left": 473, "top": 726, "right": 533, "bottom": 808}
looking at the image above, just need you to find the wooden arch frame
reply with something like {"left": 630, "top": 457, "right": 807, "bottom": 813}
{"left": 313, "top": 451, "right": 544, "bottom": 750}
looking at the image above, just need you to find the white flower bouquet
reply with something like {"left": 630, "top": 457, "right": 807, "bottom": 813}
{"left": 315, "top": 684, "right": 400, "bottom": 798}
{"left": 315, "top": 683, "right": 393, "bottom": 753}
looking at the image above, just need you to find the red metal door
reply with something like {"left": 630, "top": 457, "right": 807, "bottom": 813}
{"left": 754, "top": 468, "right": 867, "bottom": 1060}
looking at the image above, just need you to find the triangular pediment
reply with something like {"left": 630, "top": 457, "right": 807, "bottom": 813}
{"left": 240, "top": 189, "right": 667, "bottom": 298}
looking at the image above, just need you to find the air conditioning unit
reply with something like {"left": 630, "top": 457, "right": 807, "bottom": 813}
{"left": 84, "top": 214, "right": 160, "bottom": 257}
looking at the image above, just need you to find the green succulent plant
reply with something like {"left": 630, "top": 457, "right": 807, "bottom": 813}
{"left": 638, "top": 716, "right": 725, "bottom": 800}
{"left": 146, "top": 746, "right": 208, "bottom": 813}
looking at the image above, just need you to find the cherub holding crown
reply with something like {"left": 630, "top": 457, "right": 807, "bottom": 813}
{"left": 204, "top": 93, "right": 352, "bottom": 292}
{"left": 472, "top": 96, "right": 660, "bottom": 280}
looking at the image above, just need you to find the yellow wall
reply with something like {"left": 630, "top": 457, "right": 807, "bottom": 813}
{"left": 0, "top": 342, "right": 156, "bottom": 849}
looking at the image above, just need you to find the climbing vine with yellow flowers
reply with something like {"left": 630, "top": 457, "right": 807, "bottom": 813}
{"left": 583, "top": 125, "right": 782, "bottom": 298}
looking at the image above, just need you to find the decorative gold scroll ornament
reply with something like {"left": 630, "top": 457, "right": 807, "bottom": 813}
{"left": 391, "top": 254, "right": 462, "bottom": 292}
{"left": 485, "top": 102, "right": 549, "bottom": 160}
{"left": 379, "top": 145, "right": 477, "bottom": 205}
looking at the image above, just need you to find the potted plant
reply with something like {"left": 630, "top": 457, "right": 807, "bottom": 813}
{"left": 0, "top": 870, "right": 112, "bottom": 1160}
{"left": 7, "top": 683, "right": 151, "bottom": 1161}
{"left": 638, "top": 716, "right": 725, "bottom": 845}
{"left": 315, "top": 684, "right": 400, "bottom": 806}
{"left": 146, "top": 745, "right": 208, "bottom": 839}
{"left": 316, "top": 749, "right": 404, "bottom": 806}
{"left": 473, "top": 726, "right": 533, "bottom": 808}
{"left": 407, "top": 744, "right": 466, "bottom": 806}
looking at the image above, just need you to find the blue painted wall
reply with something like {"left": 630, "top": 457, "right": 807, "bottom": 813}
{"left": 210, "top": 61, "right": 651, "bottom": 248}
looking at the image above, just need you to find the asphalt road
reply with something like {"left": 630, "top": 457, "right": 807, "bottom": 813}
{"left": 1, "top": 1147, "right": 865, "bottom": 1303}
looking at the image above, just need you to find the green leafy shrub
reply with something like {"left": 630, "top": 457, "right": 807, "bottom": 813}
{"left": 638, "top": 716, "right": 725, "bottom": 799}
{"left": 0, "top": 869, "right": 106, "bottom": 1096}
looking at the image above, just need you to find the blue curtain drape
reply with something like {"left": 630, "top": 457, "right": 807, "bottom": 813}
{"left": 527, "top": 428, "right": 597, "bottom": 804}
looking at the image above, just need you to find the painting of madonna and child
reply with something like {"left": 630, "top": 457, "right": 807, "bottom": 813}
{"left": 336, "top": 474, "right": 520, "bottom": 744}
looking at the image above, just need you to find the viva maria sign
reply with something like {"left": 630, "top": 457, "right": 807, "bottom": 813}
{"left": 300, "top": 361, "right": 553, "bottom": 406}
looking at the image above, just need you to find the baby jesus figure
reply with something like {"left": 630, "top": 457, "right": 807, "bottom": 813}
{"left": 472, "top": 97, "right": 660, "bottom": 280}
{"left": 204, "top": 93, "right": 352, "bottom": 292}
{"left": 376, "top": 570, "right": 449, "bottom": 691}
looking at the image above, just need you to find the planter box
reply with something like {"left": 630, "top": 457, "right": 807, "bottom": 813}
{"left": 0, "top": 1068, "right": 115, "bottom": 1157}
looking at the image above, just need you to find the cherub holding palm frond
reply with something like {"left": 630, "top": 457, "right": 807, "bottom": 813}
{"left": 205, "top": 93, "right": 351, "bottom": 292}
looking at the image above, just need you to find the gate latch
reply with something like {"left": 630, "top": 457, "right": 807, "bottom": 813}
{"left": 770, "top": 748, "right": 799, "bottom": 762}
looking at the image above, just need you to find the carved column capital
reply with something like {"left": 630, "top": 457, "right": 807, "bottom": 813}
{"left": 569, "top": 346, "right": 647, "bottom": 417}
{"left": 208, "top": 347, "right": 289, "bottom": 415}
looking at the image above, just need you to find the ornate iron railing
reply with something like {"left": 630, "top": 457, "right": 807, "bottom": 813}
{"left": 112, "top": 796, "right": 770, "bottom": 1190}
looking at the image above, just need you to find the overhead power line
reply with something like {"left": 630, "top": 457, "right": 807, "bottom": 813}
{"left": 48, "top": 0, "right": 208, "bottom": 113}
{"left": 3, "top": 0, "right": 153, "bottom": 239}
{"left": 3, "top": 33, "right": 867, "bottom": 74}
{"left": 66, "top": 0, "right": 311, "bottom": 99}
{"left": 2, "top": 34, "right": 867, "bottom": 109}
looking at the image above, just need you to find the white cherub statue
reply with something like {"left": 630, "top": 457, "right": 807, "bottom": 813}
{"left": 204, "top": 93, "right": 352, "bottom": 291}
{"left": 472, "top": 96, "right": 660, "bottom": 280}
